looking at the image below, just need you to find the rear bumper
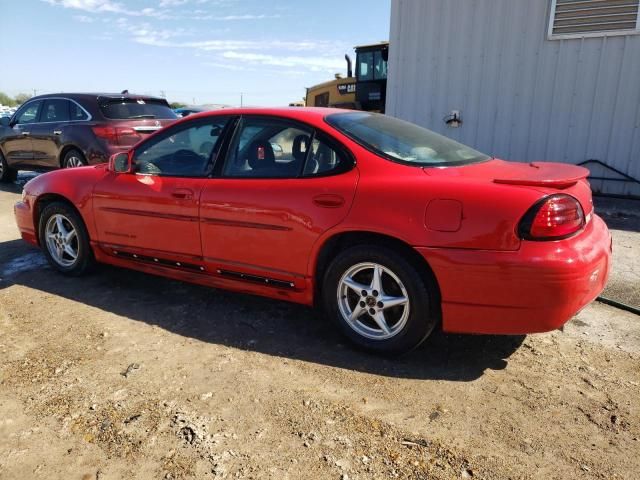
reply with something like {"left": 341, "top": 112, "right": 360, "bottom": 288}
{"left": 418, "top": 215, "right": 612, "bottom": 334}
{"left": 85, "top": 143, "right": 128, "bottom": 166}
{"left": 14, "top": 198, "right": 38, "bottom": 246}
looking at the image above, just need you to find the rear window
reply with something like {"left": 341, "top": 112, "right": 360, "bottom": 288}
{"left": 326, "top": 112, "right": 490, "bottom": 167}
{"left": 99, "top": 98, "right": 177, "bottom": 120}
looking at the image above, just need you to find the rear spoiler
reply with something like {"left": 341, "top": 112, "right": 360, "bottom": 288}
{"left": 493, "top": 163, "right": 589, "bottom": 189}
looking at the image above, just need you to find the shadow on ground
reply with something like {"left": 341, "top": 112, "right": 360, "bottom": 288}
{"left": 0, "top": 238, "right": 524, "bottom": 382}
{"left": 595, "top": 196, "right": 640, "bottom": 233}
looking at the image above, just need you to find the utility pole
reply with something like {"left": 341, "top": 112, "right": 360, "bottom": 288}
{"left": 160, "top": 90, "right": 166, "bottom": 98}
{"left": 240, "top": 92, "right": 243, "bottom": 107}
{"left": 33, "top": 89, "right": 37, "bottom": 97}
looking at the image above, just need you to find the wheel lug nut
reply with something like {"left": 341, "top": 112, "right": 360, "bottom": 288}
{"left": 359, "top": 301, "right": 365, "bottom": 307}
{"left": 369, "top": 308, "right": 375, "bottom": 315}
{"left": 372, "top": 290, "right": 379, "bottom": 297}
{"left": 361, "top": 290, "right": 367, "bottom": 297}
{"left": 377, "top": 301, "right": 384, "bottom": 308}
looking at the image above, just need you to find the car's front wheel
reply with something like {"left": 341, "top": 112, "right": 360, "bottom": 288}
{"left": 39, "top": 202, "right": 94, "bottom": 275}
{"left": 323, "top": 245, "right": 438, "bottom": 355}
{"left": 0, "top": 151, "right": 17, "bottom": 182}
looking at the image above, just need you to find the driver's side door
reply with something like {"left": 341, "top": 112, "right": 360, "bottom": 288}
{"left": 1, "top": 100, "right": 42, "bottom": 167}
{"left": 92, "top": 116, "right": 231, "bottom": 262}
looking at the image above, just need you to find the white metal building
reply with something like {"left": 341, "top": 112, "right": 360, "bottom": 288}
{"left": 386, "top": 0, "right": 640, "bottom": 197}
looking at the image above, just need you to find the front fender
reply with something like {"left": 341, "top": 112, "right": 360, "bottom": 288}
{"left": 25, "top": 165, "right": 107, "bottom": 241}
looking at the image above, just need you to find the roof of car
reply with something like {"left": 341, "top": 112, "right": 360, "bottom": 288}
{"left": 27, "top": 92, "right": 167, "bottom": 102}
{"left": 184, "top": 106, "right": 350, "bottom": 121}
{"left": 174, "top": 107, "right": 355, "bottom": 129}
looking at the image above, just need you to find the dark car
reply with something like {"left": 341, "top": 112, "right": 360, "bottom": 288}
{"left": 0, "top": 93, "right": 177, "bottom": 182}
{"left": 174, "top": 106, "right": 208, "bottom": 117}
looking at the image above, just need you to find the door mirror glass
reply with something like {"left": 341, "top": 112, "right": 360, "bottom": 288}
{"left": 0, "top": 116, "right": 9, "bottom": 127}
{"left": 109, "top": 152, "right": 131, "bottom": 173}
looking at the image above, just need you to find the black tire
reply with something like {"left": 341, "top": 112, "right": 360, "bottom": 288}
{"left": 38, "top": 201, "right": 94, "bottom": 276}
{"left": 62, "top": 148, "right": 87, "bottom": 168}
{"left": 322, "top": 245, "right": 438, "bottom": 355}
{"left": 0, "top": 151, "right": 17, "bottom": 182}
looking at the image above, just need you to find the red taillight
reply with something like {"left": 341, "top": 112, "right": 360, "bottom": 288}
{"left": 519, "top": 194, "right": 585, "bottom": 240}
{"left": 92, "top": 126, "right": 141, "bottom": 146}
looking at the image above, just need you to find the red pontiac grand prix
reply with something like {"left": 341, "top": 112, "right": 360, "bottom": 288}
{"left": 13, "top": 108, "right": 612, "bottom": 354}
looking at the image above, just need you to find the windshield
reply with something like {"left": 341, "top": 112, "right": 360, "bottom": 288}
{"left": 99, "top": 98, "right": 177, "bottom": 120}
{"left": 326, "top": 112, "right": 490, "bottom": 166}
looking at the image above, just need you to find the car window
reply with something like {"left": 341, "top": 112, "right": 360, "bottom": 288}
{"left": 42, "top": 99, "right": 71, "bottom": 122}
{"left": 70, "top": 101, "right": 90, "bottom": 121}
{"left": 357, "top": 51, "right": 373, "bottom": 81}
{"left": 302, "top": 136, "right": 351, "bottom": 176}
{"left": 373, "top": 50, "right": 387, "bottom": 80}
{"left": 326, "top": 111, "right": 490, "bottom": 166}
{"left": 15, "top": 101, "right": 42, "bottom": 124}
{"left": 133, "top": 117, "right": 229, "bottom": 177}
{"left": 223, "top": 117, "right": 313, "bottom": 178}
{"left": 99, "top": 98, "right": 177, "bottom": 120}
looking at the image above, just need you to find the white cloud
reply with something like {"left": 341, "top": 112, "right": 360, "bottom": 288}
{"left": 42, "top": 0, "right": 170, "bottom": 18}
{"left": 222, "top": 51, "right": 346, "bottom": 72}
{"left": 202, "top": 61, "right": 250, "bottom": 71}
{"left": 159, "top": 0, "right": 188, "bottom": 6}
{"left": 132, "top": 35, "right": 339, "bottom": 53}
{"left": 73, "top": 14, "right": 94, "bottom": 22}
{"left": 115, "top": 18, "right": 191, "bottom": 41}
{"left": 193, "top": 13, "right": 281, "bottom": 21}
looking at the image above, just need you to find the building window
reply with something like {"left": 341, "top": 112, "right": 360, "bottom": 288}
{"left": 548, "top": 0, "right": 640, "bottom": 40}
{"left": 314, "top": 92, "right": 330, "bottom": 107}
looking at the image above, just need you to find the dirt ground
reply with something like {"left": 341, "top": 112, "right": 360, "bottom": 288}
{"left": 0, "top": 173, "right": 638, "bottom": 480}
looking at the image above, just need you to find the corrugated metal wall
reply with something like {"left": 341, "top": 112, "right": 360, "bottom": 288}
{"left": 387, "top": 0, "right": 640, "bottom": 196}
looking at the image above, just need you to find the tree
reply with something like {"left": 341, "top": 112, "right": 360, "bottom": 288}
{"left": 169, "top": 101, "right": 187, "bottom": 109}
{"left": 0, "top": 92, "right": 16, "bottom": 107}
{"left": 14, "top": 93, "right": 32, "bottom": 105}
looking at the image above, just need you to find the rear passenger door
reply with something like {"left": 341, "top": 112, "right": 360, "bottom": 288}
{"left": 29, "top": 98, "right": 72, "bottom": 168}
{"left": 199, "top": 115, "right": 360, "bottom": 285}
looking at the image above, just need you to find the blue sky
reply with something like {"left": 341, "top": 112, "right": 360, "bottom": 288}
{"left": 0, "top": 0, "right": 391, "bottom": 106}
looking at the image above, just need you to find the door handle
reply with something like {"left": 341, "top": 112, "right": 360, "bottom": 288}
{"left": 172, "top": 188, "right": 194, "bottom": 200}
{"left": 312, "top": 194, "right": 345, "bottom": 208}
{"left": 21, "top": 131, "right": 30, "bottom": 136}
{"left": 53, "top": 130, "right": 62, "bottom": 135}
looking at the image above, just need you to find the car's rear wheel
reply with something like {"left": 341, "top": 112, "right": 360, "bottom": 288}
{"left": 0, "top": 151, "right": 17, "bottom": 182}
{"left": 63, "top": 149, "right": 87, "bottom": 168}
{"left": 39, "top": 202, "right": 94, "bottom": 275}
{"left": 323, "top": 245, "right": 438, "bottom": 355}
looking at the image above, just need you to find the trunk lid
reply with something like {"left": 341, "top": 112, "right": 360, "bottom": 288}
{"left": 423, "top": 159, "right": 594, "bottom": 215}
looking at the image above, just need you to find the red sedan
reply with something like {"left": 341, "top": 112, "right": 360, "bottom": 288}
{"left": 14, "top": 108, "right": 611, "bottom": 354}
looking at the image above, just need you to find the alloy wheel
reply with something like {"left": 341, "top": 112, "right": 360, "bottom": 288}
{"left": 45, "top": 214, "right": 79, "bottom": 267}
{"left": 337, "top": 262, "right": 410, "bottom": 340}
{"left": 66, "top": 155, "right": 84, "bottom": 168}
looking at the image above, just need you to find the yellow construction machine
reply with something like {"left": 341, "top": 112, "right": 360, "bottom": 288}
{"left": 304, "top": 41, "right": 389, "bottom": 113}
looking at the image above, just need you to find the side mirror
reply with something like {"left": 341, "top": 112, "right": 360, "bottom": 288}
{"left": 108, "top": 152, "right": 131, "bottom": 173}
{"left": 0, "top": 117, "right": 10, "bottom": 127}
